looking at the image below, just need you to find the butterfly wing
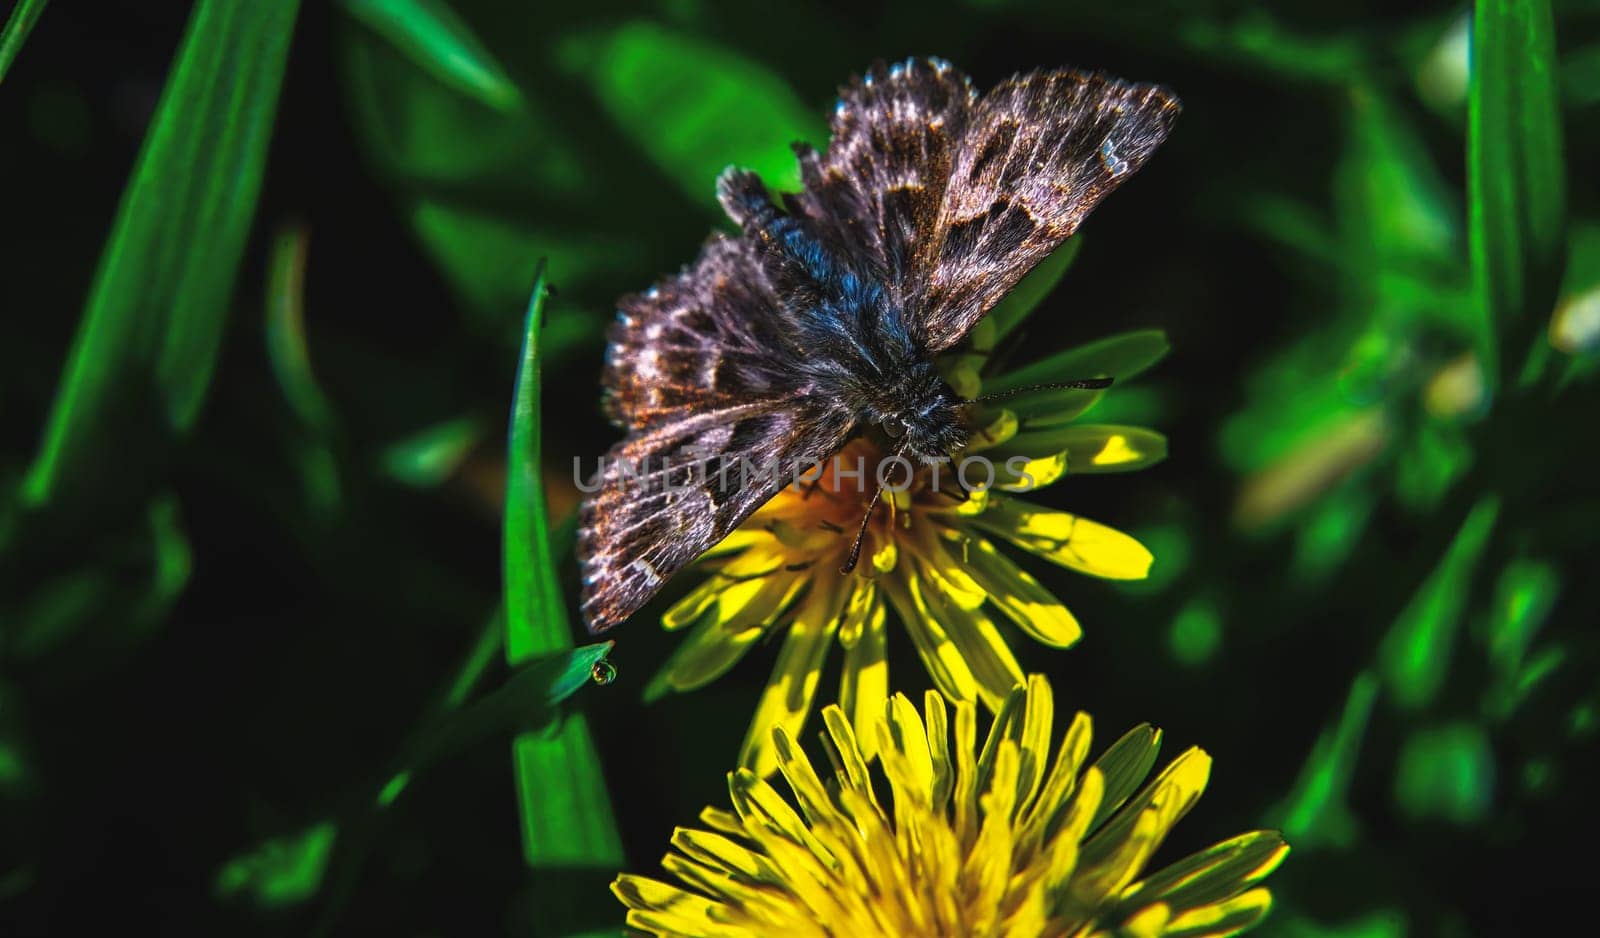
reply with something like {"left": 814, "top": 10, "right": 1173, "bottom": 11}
{"left": 579, "top": 236, "right": 854, "bottom": 632}
{"left": 790, "top": 59, "right": 1179, "bottom": 352}
{"left": 786, "top": 58, "right": 976, "bottom": 299}
{"left": 913, "top": 69, "right": 1179, "bottom": 349}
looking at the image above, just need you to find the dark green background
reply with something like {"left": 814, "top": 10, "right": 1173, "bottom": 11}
{"left": 2, "top": 1, "right": 1596, "bottom": 935}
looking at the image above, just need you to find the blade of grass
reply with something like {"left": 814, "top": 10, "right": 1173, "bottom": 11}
{"left": 0, "top": 0, "right": 49, "bottom": 84}
{"left": 20, "top": 0, "right": 301, "bottom": 507}
{"left": 505, "top": 260, "right": 570, "bottom": 658}
{"left": 986, "top": 238, "right": 1084, "bottom": 343}
{"left": 265, "top": 224, "right": 336, "bottom": 435}
{"left": 307, "top": 619, "right": 611, "bottom": 928}
{"left": 1469, "top": 0, "right": 1567, "bottom": 390}
{"left": 1378, "top": 495, "right": 1501, "bottom": 710}
{"left": 340, "top": 0, "right": 522, "bottom": 111}
{"left": 503, "top": 263, "right": 624, "bottom": 870}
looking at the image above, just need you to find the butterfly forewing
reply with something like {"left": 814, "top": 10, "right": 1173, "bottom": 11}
{"left": 787, "top": 59, "right": 977, "bottom": 294}
{"left": 580, "top": 235, "right": 854, "bottom": 631}
{"left": 912, "top": 69, "right": 1179, "bottom": 349}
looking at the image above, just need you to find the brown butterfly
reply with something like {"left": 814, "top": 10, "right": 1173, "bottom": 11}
{"left": 578, "top": 58, "right": 1178, "bottom": 633}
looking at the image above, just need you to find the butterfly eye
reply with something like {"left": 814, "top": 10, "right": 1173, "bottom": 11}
{"left": 881, "top": 415, "right": 907, "bottom": 439}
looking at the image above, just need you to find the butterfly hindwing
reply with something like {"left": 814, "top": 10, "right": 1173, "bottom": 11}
{"left": 604, "top": 234, "right": 792, "bottom": 430}
{"left": 582, "top": 236, "right": 856, "bottom": 631}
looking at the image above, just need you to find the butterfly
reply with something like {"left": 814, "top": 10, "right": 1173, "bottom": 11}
{"left": 577, "top": 58, "right": 1178, "bottom": 633}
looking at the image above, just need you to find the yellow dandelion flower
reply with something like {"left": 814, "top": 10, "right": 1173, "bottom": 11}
{"left": 648, "top": 312, "right": 1169, "bottom": 775}
{"left": 614, "top": 674, "right": 1288, "bottom": 937}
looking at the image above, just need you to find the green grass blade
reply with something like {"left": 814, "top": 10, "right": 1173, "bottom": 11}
{"left": 265, "top": 224, "right": 337, "bottom": 435}
{"left": 21, "top": 0, "right": 301, "bottom": 506}
{"left": 503, "top": 263, "right": 625, "bottom": 871}
{"left": 340, "top": 0, "right": 522, "bottom": 111}
{"left": 0, "top": 0, "right": 49, "bottom": 84}
{"left": 1268, "top": 670, "right": 1379, "bottom": 849}
{"left": 986, "top": 238, "right": 1083, "bottom": 343}
{"left": 1469, "top": 0, "right": 1567, "bottom": 388}
{"left": 1379, "top": 496, "right": 1501, "bottom": 710}
{"left": 380, "top": 416, "right": 487, "bottom": 487}
{"left": 400, "top": 642, "right": 615, "bottom": 769}
{"left": 504, "top": 260, "right": 570, "bottom": 660}
{"left": 985, "top": 329, "right": 1171, "bottom": 394}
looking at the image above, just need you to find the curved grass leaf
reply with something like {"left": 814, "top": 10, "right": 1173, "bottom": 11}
{"left": 1269, "top": 670, "right": 1379, "bottom": 848}
{"left": 265, "top": 225, "right": 337, "bottom": 435}
{"left": 503, "top": 263, "right": 624, "bottom": 870}
{"left": 341, "top": 0, "right": 522, "bottom": 111}
{"left": 985, "top": 328, "right": 1170, "bottom": 398}
{"left": 20, "top": 0, "right": 301, "bottom": 507}
{"left": 1470, "top": 0, "right": 1567, "bottom": 388}
{"left": 216, "top": 821, "right": 338, "bottom": 908}
{"left": 0, "top": 0, "right": 48, "bottom": 85}
{"left": 986, "top": 238, "right": 1083, "bottom": 343}
{"left": 380, "top": 415, "right": 487, "bottom": 487}
{"left": 399, "top": 641, "right": 615, "bottom": 770}
{"left": 1379, "top": 496, "right": 1501, "bottom": 710}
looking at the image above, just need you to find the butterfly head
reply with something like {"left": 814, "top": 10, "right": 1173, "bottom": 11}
{"left": 868, "top": 366, "right": 970, "bottom": 463}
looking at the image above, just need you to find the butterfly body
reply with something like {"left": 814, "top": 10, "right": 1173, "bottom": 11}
{"left": 578, "top": 58, "right": 1179, "bottom": 632}
{"left": 720, "top": 169, "right": 972, "bottom": 465}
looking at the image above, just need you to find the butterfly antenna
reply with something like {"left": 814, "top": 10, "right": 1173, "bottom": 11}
{"left": 970, "top": 377, "right": 1113, "bottom": 405}
{"left": 840, "top": 439, "right": 914, "bottom": 575}
{"left": 839, "top": 481, "right": 886, "bottom": 575}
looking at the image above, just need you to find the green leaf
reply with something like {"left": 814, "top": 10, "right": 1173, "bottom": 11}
{"left": 20, "top": 0, "right": 301, "bottom": 507}
{"left": 1179, "top": 11, "right": 1368, "bottom": 84}
{"left": 1392, "top": 723, "right": 1495, "bottom": 825}
{"left": 399, "top": 642, "right": 616, "bottom": 769}
{"left": 993, "top": 424, "right": 1168, "bottom": 475}
{"left": 1336, "top": 84, "right": 1460, "bottom": 276}
{"left": 5, "top": 495, "right": 191, "bottom": 660}
{"left": 985, "top": 238, "right": 1083, "bottom": 342}
{"left": 1268, "top": 670, "right": 1378, "bottom": 849}
{"left": 340, "top": 0, "right": 522, "bottom": 111}
{"left": 511, "top": 713, "right": 621, "bottom": 866}
{"left": 1167, "top": 598, "right": 1224, "bottom": 667}
{"left": 1485, "top": 558, "right": 1561, "bottom": 676}
{"left": 380, "top": 415, "right": 487, "bottom": 488}
{"left": 505, "top": 261, "right": 570, "bottom": 660}
{"left": 408, "top": 199, "right": 634, "bottom": 343}
{"left": 265, "top": 225, "right": 336, "bottom": 435}
{"left": 1290, "top": 485, "right": 1376, "bottom": 583}
{"left": 1086, "top": 724, "right": 1162, "bottom": 832}
{"left": 557, "top": 20, "right": 823, "bottom": 209}
{"left": 503, "top": 264, "right": 624, "bottom": 869}
{"left": 1275, "top": 909, "right": 1407, "bottom": 938}
{"left": 1470, "top": 0, "right": 1568, "bottom": 388}
{"left": 985, "top": 329, "right": 1170, "bottom": 398}
{"left": 1483, "top": 558, "right": 1563, "bottom": 720}
{"left": 0, "top": 0, "right": 48, "bottom": 84}
{"left": 1379, "top": 496, "right": 1500, "bottom": 710}
{"left": 215, "top": 822, "right": 338, "bottom": 908}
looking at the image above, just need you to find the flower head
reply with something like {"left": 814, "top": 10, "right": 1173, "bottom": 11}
{"left": 615, "top": 675, "right": 1288, "bottom": 937}
{"left": 648, "top": 305, "right": 1170, "bottom": 774}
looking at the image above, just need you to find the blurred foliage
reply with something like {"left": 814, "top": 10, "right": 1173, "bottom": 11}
{"left": 2, "top": 0, "right": 1598, "bottom": 935}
